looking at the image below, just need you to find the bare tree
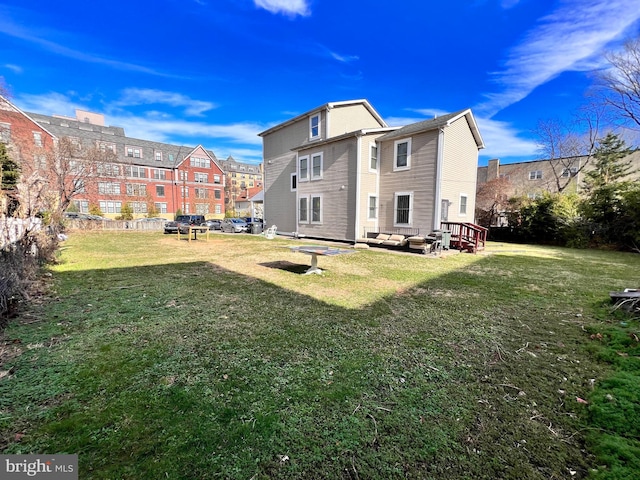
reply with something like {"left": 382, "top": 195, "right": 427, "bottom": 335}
{"left": 596, "top": 37, "right": 640, "bottom": 129}
{"left": 534, "top": 104, "right": 602, "bottom": 193}
{"left": 12, "top": 136, "right": 114, "bottom": 222}
{"left": 475, "top": 177, "right": 513, "bottom": 227}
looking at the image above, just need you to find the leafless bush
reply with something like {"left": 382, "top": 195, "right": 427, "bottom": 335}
{"left": 0, "top": 229, "right": 58, "bottom": 327}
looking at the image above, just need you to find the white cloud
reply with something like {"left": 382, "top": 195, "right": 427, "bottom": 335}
{"left": 475, "top": 116, "right": 539, "bottom": 159}
{"left": 477, "top": 0, "right": 640, "bottom": 117}
{"left": 0, "top": 8, "right": 172, "bottom": 77}
{"left": 14, "top": 91, "right": 266, "bottom": 163}
{"left": 115, "top": 89, "right": 217, "bottom": 117}
{"left": 254, "top": 0, "right": 310, "bottom": 16}
{"left": 3, "top": 63, "right": 23, "bottom": 74}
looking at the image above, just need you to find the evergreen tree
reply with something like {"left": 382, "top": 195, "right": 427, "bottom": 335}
{"left": 0, "top": 142, "right": 20, "bottom": 190}
{"left": 581, "top": 133, "right": 636, "bottom": 245}
{"left": 583, "top": 133, "right": 633, "bottom": 191}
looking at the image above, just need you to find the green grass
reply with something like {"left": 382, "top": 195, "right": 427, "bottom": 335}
{"left": 1, "top": 231, "right": 639, "bottom": 479}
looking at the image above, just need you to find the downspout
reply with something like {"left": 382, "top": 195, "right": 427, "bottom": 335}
{"left": 434, "top": 128, "right": 445, "bottom": 231}
{"left": 354, "top": 133, "right": 362, "bottom": 241}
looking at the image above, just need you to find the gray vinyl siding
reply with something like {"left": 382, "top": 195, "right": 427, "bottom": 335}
{"left": 329, "top": 104, "right": 384, "bottom": 137}
{"left": 378, "top": 130, "right": 438, "bottom": 234}
{"left": 441, "top": 118, "right": 479, "bottom": 223}
{"left": 262, "top": 116, "right": 313, "bottom": 233}
{"left": 357, "top": 134, "right": 383, "bottom": 238}
{"left": 296, "top": 138, "right": 358, "bottom": 241}
{"left": 263, "top": 151, "right": 297, "bottom": 233}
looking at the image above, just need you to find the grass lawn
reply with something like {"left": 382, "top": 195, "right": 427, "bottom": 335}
{"left": 1, "top": 231, "right": 639, "bottom": 479}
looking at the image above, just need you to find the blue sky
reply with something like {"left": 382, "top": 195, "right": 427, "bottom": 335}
{"left": 1, "top": 0, "right": 639, "bottom": 166}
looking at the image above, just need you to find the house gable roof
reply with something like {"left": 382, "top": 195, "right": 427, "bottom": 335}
{"left": 0, "top": 95, "right": 57, "bottom": 140}
{"left": 258, "top": 99, "right": 387, "bottom": 137}
{"left": 377, "top": 108, "right": 485, "bottom": 149}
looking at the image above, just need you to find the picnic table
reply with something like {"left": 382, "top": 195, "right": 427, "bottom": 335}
{"left": 177, "top": 225, "right": 210, "bottom": 243}
{"left": 288, "top": 245, "right": 355, "bottom": 274}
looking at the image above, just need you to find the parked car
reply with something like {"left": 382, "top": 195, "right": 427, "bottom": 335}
{"left": 136, "top": 217, "right": 166, "bottom": 223}
{"left": 220, "top": 218, "right": 249, "bottom": 233}
{"left": 205, "top": 219, "right": 221, "bottom": 230}
{"left": 164, "top": 215, "right": 206, "bottom": 234}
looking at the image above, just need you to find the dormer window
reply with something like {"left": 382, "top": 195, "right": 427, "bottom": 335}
{"left": 309, "top": 114, "right": 320, "bottom": 139}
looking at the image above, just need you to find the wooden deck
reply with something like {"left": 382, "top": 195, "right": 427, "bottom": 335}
{"left": 440, "top": 222, "right": 488, "bottom": 253}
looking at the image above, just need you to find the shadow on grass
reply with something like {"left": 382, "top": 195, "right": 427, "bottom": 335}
{"left": 259, "top": 260, "right": 310, "bottom": 275}
{"left": 2, "top": 246, "right": 639, "bottom": 479}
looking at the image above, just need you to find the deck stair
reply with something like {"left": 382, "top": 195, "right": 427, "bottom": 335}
{"left": 440, "top": 222, "right": 488, "bottom": 253}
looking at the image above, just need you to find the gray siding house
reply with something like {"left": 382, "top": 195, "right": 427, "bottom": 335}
{"left": 259, "top": 100, "right": 484, "bottom": 241}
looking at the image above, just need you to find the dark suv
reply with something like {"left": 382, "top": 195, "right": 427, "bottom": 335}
{"left": 164, "top": 215, "right": 206, "bottom": 234}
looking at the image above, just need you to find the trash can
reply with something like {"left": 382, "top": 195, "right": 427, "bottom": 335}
{"left": 441, "top": 230, "right": 451, "bottom": 250}
{"left": 251, "top": 223, "right": 263, "bottom": 234}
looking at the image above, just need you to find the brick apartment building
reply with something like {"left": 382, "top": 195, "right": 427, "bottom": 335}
{"left": 1, "top": 95, "right": 258, "bottom": 219}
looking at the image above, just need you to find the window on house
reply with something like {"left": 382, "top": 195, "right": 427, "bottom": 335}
{"left": 459, "top": 194, "right": 468, "bottom": 215}
{"left": 561, "top": 167, "right": 578, "bottom": 178}
{"left": 194, "top": 173, "right": 208, "bottom": 183}
{"left": 126, "top": 147, "right": 142, "bottom": 158}
{"left": 529, "top": 170, "right": 542, "bottom": 180}
{"left": 156, "top": 185, "right": 165, "bottom": 197}
{"left": 181, "top": 187, "right": 189, "bottom": 198}
{"left": 153, "top": 169, "right": 167, "bottom": 180}
{"left": 299, "top": 197, "right": 308, "bottom": 223}
{"left": 291, "top": 173, "right": 297, "bottom": 192}
{"left": 394, "top": 192, "right": 412, "bottom": 225}
{"left": 299, "top": 156, "right": 309, "bottom": 181}
{"left": 125, "top": 166, "right": 147, "bottom": 178}
{"left": 132, "top": 202, "right": 147, "bottom": 213}
{"left": 310, "top": 114, "right": 320, "bottom": 139}
{"left": 311, "top": 195, "right": 322, "bottom": 223}
{"left": 99, "top": 201, "right": 122, "bottom": 213}
{"left": 98, "top": 182, "right": 121, "bottom": 195}
{"left": 370, "top": 144, "right": 378, "bottom": 171}
{"left": 34, "top": 155, "right": 47, "bottom": 170}
{"left": 190, "top": 157, "right": 210, "bottom": 168}
{"left": 155, "top": 151, "right": 163, "bottom": 161}
{"left": 215, "top": 204, "right": 221, "bottom": 214}
{"left": 195, "top": 203, "right": 209, "bottom": 214}
{"left": 311, "top": 153, "right": 322, "bottom": 180}
{"left": 73, "top": 180, "right": 85, "bottom": 194}
{"left": 168, "top": 154, "right": 174, "bottom": 162}
{"left": 214, "top": 189, "right": 221, "bottom": 199}
{"left": 368, "top": 195, "right": 378, "bottom": 219}
{"left": 33, "top": 131, "right": 42, "bottom": 147}
{"left": 214, "top": 174, "right": 221, "bottom": 184}
{"left": 394, "top": 139, "right": 411, "bottom": 170}
{"left": 97, "top": 164, "right": 120, "bottom": 177}
{"left": 195, "top": 188, "right": 207, "bottom": 199}
{"left": 73, "top": 200, "right": 89, "bottom": 213}
{"left": 155, "top": 202, "right": 167, "bottom": 214}
{"left": 126, "top": 184, "right": 147, "bottom": 196}
{"left": 179, "top": 170, "right": 187, "bottom": 181}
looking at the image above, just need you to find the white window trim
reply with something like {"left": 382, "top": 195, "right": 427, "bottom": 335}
{"left": 311, "top": 153, "right": 323, "bottom": 181}
{"left": 309, "top": 114, "right": 320, "bottom": 140}
{"left": 298, "top": 196, "right": 309, "bottom": 224}
{"left": 310, "top": 194, "right": 323, "bottom": 224}
{"left": 393, "top": 138, "right": 412, "bottom": 171}
{"left": 459, "top": 193, "right": 468, "bottom": 216}
{"left": 367, "top": 194, "right": 378, "bottom": 220}
{"left": 290, "top": 172, "right": 297, "bottom": 192}
{"left": 299, "top": 155, "right": 309, "bottom": 182}
{"left": 394, "top": 191, "right": 413, "bottom": 227}
{"left": 369, "top": 143, "right": 378, "bottom": 172}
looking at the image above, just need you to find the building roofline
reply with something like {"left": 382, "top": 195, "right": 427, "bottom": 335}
{"left": 0, "top": 94, "right": 58, "bottom": 141}
{"left": 257, "top": 99, "right": 387, "bottom": 137}
{"left": 290, "top": 127, "right": 399, "bottom": 151}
